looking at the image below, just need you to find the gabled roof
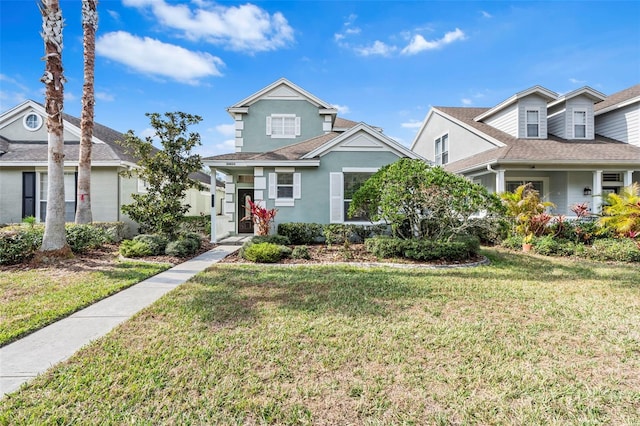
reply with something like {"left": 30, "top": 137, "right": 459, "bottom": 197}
{"left": 594, "top": 84, "right": 640, "bottom": 115}
{"left": 0, "top": 100, "right": 211, "bottom": 185}
{"left": 437, "top": 107, "right": 640, "bottom": 174}
{"left": 547, "top": 86, "right": 607, "bottom": 108}
{"left": 474, "top": 85, "right": 558, "bottom": 122}
{"left": 205, "top": 123, "right": 424, "bottom": 166}
{"left": 227, "top": 78, "right": 338, "bottom": 116}
{"left": 301, "top": 122, "right": 422, "bottom": 160}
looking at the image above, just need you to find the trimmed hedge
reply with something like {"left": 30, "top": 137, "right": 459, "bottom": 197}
{"left": 292, "top": 245, "right": 311, "bottom": 260}
{"left": 133, "top": 234, "right": 169, "bottom": 255}
{"left": 180, "top": 215, "right": 211, "bottom": 236}
{"left": 365, "top": 235, "right": 480, "bottom": 261}
{"left": 119, "top": 239, "right": 152, "bottom": 258}
{"left": 66, "top": 224, "right": 110, "bottom": 253}
{"left": 91, "top": 222, "right": 128, "bottom": 243}
{"left": 277, "top": 223, "right": 324, "bottom": 245}
{"left": 0, "top": 227, "right": 44, "bottom": 265}
{"left": 242, "top": 242, "right": 283, "bottom": 263}
{"left": 586, "top": 238, "right": 640, "bottom": 262}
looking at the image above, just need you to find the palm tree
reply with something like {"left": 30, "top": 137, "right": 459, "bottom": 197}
{"left": 75, "top": 0, "right": 98, "bottom": 224}
{"left": 599, "top": 182, "right": 640, "bottom": 236}
{"left": 39, "top": 0, "right": 70, "bottom": 254}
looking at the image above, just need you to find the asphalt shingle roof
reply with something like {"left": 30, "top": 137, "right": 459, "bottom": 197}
{"left": 435, "top": 106, "right": 640, "bottom": 173}
{"left": 594, "top": 84, "right": 640, "bottom": 112}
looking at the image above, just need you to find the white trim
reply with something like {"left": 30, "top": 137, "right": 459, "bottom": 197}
{"left": 275, "top": 199, "right": 295, "bottom": 207}
{"left": 505, "top": 176, "right": 551, "bottom": 198}
{"left": 227, "top": 78, "right": 337, "bottom": 111}
{"left": 342, "top": 167, "right": 379, "bottom": 173}
{"left": 548, "top": 86, "right": 606, "bottom": 108}
{"left": 329, "top": 172, "right": 344, "bottom": 223}
{"left": 23, "top": 112, "right": 43, "bottom": 131}
{"left": 572, "top": 108, "right": 588, "bottom": 139}
{"left": 268, "top": 114, "right": 298, "bottom": 139}
{"left": 204, "top": 160, "right": 320, "bottom": 168}
{"left": 275, "top": 167, "right": 295, "bottom": 173}
{"left": 254, "top": 167, "right": 264, "bottom": 176}
{"left": 293, "top": 172, "right": 301, "bottom": 199}
{"left": 525, "top": 108, "right": 541, "bottom": 138}
{"left": 474, "top": 86, "right": 558, "bottom": 122}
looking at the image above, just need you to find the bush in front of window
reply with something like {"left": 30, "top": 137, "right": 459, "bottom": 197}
{"left": 277, "top": 222, "right": 324, "bottom": 245}
{"left": 364, "top": 235, "right": 480, "bottom": 261}
{"left": 65, "top": 224, "right": 110, "bottom": 254}
{"left": 0, "top": 226, "right": 44, "bottom": 265}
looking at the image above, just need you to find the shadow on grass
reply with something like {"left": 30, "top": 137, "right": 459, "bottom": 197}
{"left": 181, "top": 248, "right": 639, "bottom": 327}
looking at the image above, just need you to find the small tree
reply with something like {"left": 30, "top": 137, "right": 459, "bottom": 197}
{"left": 120, "top": 112, "right": 204, "bottom": 238}
{"left": 349, "top": 158, "right": 503, "bottom": 240}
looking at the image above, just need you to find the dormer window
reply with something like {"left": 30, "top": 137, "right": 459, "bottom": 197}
{"left": 525, "top": 110, "right": 539, "bottom": 138}
{"left": 573, "top": 110, "right": 587, "bottom": 139}
{"left": 266, "top": 114, "right": 301, "bottom": 139}
{"left": 435, "top": 133, "right": 449, "bottom": 165}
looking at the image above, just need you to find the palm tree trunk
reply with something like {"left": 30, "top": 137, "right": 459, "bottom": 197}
{"left": 39, "top": 0, "right": 69, "bottom": 253}
{"left": 75, "top": 0, "right": 98, "bottom": 224}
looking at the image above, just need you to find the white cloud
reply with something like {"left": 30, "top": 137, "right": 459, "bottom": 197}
{"left": 95, "top": 92, "right": 115, "bottom": 102}
{"left": 96, "top": 31, "right": 224, "bottom": 84}
{"left": 123, "top": 0, "right": 294, "bottom": 53}
{"left": 569, "top": 78, "right": 587, "bottom": 84}
{"left": 401, "top": 119, "right": 423, "bottom": 129}
{"left": 140, "top": 127, "right": 157, "bottom": 140}
{"left": 107, "top": 10, "right": 120, "bottom": 21}
{"left": 64, "top": 91, "right": 77, "bottom": 102}
{"left": 481, "top": 11, "right": 492, "bottom": 18}
{"left": 401, "top": 28, "right": 466, "bottom": 55}
{"left": 355, "top": 40, "right": 397, "bottom": 57}
{"left": 332, "top": 104, "right": 351, "bottom": 115}
{"left": 215, "top": 123, "right": 236, "bottom": 137}
{"left": 461, "top": 98, "right": 473, "bottom": 106}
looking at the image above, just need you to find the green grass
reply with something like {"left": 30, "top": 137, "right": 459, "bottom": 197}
{"left": 1, "top": 248, "right": 639, "bottom": 424}
{"left": 0, "top": 261, "right": 170, "bottom": 346}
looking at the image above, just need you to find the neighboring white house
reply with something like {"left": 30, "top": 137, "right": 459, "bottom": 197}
{"left": 0, "top": 100, "right": 217, "bottom": 235}
{"left": 411, "top": 84, "right": 640, "bottom": 215}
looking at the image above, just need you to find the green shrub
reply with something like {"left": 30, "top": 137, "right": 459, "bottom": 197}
{"left": 252, "top": 234, "right": 291, "bottom": 246}
{"left": 292, "top": 245, "right": 311, "bottom": 260}
{"left": 180, "top": 232, "right": 202, "bottom": 249}
{"left": 586, "top": 238, "right": 640, "bottom": 262}
{"left": 65, "top": 224, "right": 109, "bottom": 253}
{"left": 165, "top": 237, "right": 199, "bottom": 257}
{"left": 180, "top": 215, "right": 211, "bottom": 235}
{"left": 119, "top": 239, "right": 152, "bottom": 258}
{"left": 364, "top": 236, "right": 405, "bottom": 258}
{"left": 277, "top": 223, "right": 324, "bottom": 245}
{"left": 465, "top": 217, "right": 509, "bottom": 245}
{"left": 242, "top": 242, "right": 282, "bottom": 263}
{"left": 349, "top": 224, "right": 389, "bottom": 242}
{"left": 92, "top": 222, "right": 128, "bottom": 243}
{"left": 133, "top": 234, "right": 169, "bottom": 255}
{"left": 402, "top": 239, "right": 476, "bottom": 261}
{"left": 533, "top": 236, "right": 575, "bottom": 257}
{"left": 279, "top": 245, "right": 293, "bottom": 259}
{"left": 323, "top": 224, "right": 353, "bottom": 245}
{"left": 501, "top": 235, "right": 524, "bottom": 251}
{"left": 0, "top": 227, "right": 44, "bottom": 265}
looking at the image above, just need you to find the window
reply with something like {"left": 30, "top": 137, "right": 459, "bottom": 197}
{"left": 39, "top": 172, "right": 76, "bottom": 222}
{"left": 343, "top": 172, "right": 373, "bottom": 221}
{"left": 266, "top": 114, "right": 300, "bottom": 139}
{"left": 573, "top": 110, "right": 586, "bottom": 139}
{"left": 506, "top": 180, "right": 543, "bottom": 195}
{"left": 435, "top": 134, "right": 449, "bottom": 165}
{"left": 526, "top": 110, "right": 539, "bottom": 138}
{"left": 23, "top": 113, "right": 43, "bottom": 131}
{"left": 268, "top": 170, "right": 301, "bottom": 206}
{"left": 277, "top": 173, "right": 294, "bottom": 199}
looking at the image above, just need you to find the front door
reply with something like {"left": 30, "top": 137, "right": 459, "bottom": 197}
{"left": 237, "top": 188, "right": 254, "bottom": 234}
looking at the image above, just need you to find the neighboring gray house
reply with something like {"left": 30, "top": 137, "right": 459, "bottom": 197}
{"left": 0, "top": 100, "right": 214, "bottom": 233}
{"left": 411, "top": 84, "right": 640, "bottom": 215}
{"left": 204, "top": 78, "right": 422, "bottom": 236}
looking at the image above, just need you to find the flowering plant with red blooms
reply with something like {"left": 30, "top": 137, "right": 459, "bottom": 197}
{"left": 571, "top": 202, "right": 590, "bottom": 219}
{"left": 241, "top": 199, "right": 277, "bottom": 236}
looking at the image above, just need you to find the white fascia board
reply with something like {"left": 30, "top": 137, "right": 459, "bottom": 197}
{"left": 228, "top": 78, "right": 335, "bottom": 110}
{"left": 548, "top": 86, "right": 607, "bottom": 108}
{"left": 319, "top": 108, "right": 338, "bottom": 115}
{"left": 409, "top": 109, "right": 433, "bottom": 150}
{"left": 475, "top": 85, "right": 558, "bottom": 122}
{"left": 434, "top": 108, "right": 507, "bottom": 148}
{"left": 302, "top": 122, "right": 424, "bottom": 160}
{"left": 594, "top": 96, "right": 640, "bottom": 116}
{"left": 203, "top": 159, "right": 320, "bottom": 168}
{"left": 0, "top": 160, "right": 126, "bottom": 167}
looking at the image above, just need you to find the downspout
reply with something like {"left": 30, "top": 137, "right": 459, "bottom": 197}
{"left": 486, "top": 163, "right": 505, "bottom": 193}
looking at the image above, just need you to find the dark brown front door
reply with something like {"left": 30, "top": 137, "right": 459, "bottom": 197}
{"left": 237, "top": 188, "right": 254, "bottom": 234}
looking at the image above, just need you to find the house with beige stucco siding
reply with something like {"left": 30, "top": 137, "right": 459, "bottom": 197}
{"left": 0, "top": 100, "right": 215, "bottom": 235}
{"left": 411, "top": 85, "right": 640, "bottom": 216}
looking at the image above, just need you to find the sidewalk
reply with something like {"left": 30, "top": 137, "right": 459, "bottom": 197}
{"left": 0, "top": 245, "right": 239, "bottom": 399}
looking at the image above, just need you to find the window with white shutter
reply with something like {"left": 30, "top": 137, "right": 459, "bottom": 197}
{"left": 267, "top": 114, "right": 300, "bottom": 139}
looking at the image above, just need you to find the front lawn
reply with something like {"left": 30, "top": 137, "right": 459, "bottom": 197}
{"left": 0, "top": 260, "right": 170, "bottom": 346}
{"left": 1, "top": 248, "right": 638, "bottom": 424}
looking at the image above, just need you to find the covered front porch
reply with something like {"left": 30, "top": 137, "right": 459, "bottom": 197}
{"left": 469, "top": 166, "right": 639, "bottom": 216}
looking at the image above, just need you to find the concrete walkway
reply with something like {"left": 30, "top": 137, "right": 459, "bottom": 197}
{"left": 0, "top": 245, "right": 239, "bottom": 399}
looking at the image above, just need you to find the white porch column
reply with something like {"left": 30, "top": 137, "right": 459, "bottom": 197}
{"left": 623, "top": 170, "right": 633, "bottom": 187}
{"left": 593, "top": 170, "right": 603, "bottom": 214}
{"left": 253, "top": 167, "right": 265, "bottom": 203}
{"left": 210, "top": 168, "right": 217, "bottom": 243}
{"left": 496, "top": 169, "right": 506, "bottom": 193}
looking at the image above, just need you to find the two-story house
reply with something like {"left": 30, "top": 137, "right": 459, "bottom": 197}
{"left": 203, "top": 78, "right": 422, "bottom": 237}
{"left": 0, "top": 100, "right": 215, "bottom": 235}
{"left": 411, "top": 84, "right": 640, "bottom": 215}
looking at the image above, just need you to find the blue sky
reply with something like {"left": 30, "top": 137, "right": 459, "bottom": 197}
{"left": 1, "top": 0, "right": 639, "bottom": 157}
